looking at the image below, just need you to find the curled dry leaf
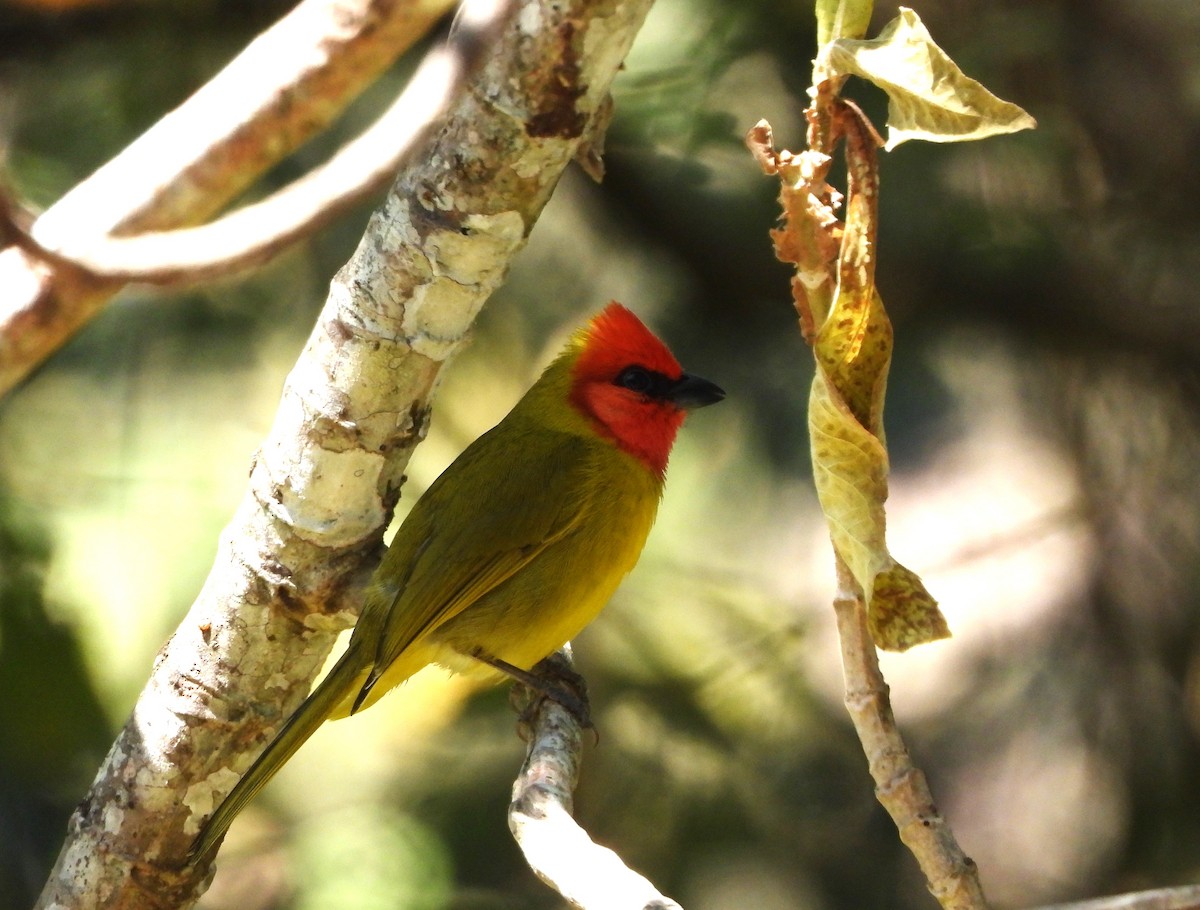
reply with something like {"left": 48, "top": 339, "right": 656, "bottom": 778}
{"left": 751, "top": 111, "right": 948, "bottom": 651}
{"left": 809, "top": 281, "right": 947, "bottom": 651}
{"left": 815, "top": 0, "right": 874, "bottom": 47}
{"left": 746, "top": 119, "right": 841, "bottom": 342}
{"left": 821, "top": 6, "right": 1037, "bottom": 150}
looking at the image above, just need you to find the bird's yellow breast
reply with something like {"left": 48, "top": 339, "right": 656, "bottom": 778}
{"left": 427, "top": 437, "right": 661, "bottom": 676}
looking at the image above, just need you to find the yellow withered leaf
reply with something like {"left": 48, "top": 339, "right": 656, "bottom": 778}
{"left": 813, "top": 198, "right": 890, "bottom": 436}
{"left": 870, "top": 563, "right": 948, "bottom": 651}
{"left": 752, "top": 109, "right": 949, "bottom": 651}
{"left": 809, "top": 293, "right": 948, "bottom": 652}
{"left": 808, "top": 368, "right": 891, "bottom": 593}
{"left": 804, "top": 105, "right": 948, "bottom": 650}
{"left": 816, "top": 0, "right": 874, "bottom": 47}
{"left": 823, "top": 7, "right": 1036, "bottom": 150}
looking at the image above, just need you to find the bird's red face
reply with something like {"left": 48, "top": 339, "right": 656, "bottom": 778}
{"left": 569, "top": 303, "right": 724, "bottom": 478}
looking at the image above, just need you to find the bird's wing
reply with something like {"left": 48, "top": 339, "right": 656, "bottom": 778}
{"left": 355, "top": 427, "right": 595, "bottom": 704}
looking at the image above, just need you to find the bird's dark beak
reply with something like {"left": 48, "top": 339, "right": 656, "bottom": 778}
{"left": 667, "top": 373, "right": 725, "bottom": 410}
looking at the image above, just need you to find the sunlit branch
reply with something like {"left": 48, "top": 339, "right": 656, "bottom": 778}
{"left": 509, "top": 649, "right": 684, "bottom": 910}
{"left": 4, "top": 12, "right": 487, "bottom": 287}
{"left": 0, "top": 0, "right": 453, "bottom": 397}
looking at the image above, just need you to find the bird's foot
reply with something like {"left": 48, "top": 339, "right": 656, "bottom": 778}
{"left": 472, "top": 649, "right": 594, "bottom": 736}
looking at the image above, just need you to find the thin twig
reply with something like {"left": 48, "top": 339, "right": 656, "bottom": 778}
{"left": 833, "top": 559, "right": 990, "bottom": 910}
{"left": 509, "top": 649, "right": 684, "bottom": 910}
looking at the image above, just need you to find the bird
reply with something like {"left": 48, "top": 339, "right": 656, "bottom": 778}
{"left": 188, "top": 302, "right": 724, "bottom": 861}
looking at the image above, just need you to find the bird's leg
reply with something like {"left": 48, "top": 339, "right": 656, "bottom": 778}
{"left": 471, "top": 649, "right": 593, "bottom": 732}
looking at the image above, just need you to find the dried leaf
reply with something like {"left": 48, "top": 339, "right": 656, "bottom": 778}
{"left": 746, "top": 120, "right": 841, "bottom": 338}
{"left": 870, "top": 563, "right": 948, "bottom": 651}
{"left": 803, "top": 107, "right": 948, "bottom": 650}
{"left": 813, "top": 111, "right": 888, "bottom": 434}
{"left": 751, "top": 110, "right": 949, "bottom": 651}
{"left": 815, "top": 283, "right": 890, "bottom": 434}
{"left": 824, "top": 7, "right": 1036, "bottom": 150}
{"left": 809, "top": 368, "right": 891, "bottom": 592}
{"left": 810, "top": 286, "right": 948, "bottom": 649}
{"left": 816, "top": 0, "right": 874, "bottom": 47}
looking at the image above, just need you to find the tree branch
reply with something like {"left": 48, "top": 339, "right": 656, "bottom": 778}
{"left": 509, "top": 649, "right": 684, "bottom": 910}
{"left": 1034, "top": 886, "right": 1200, "bottom": 910}
{"left": 2, "top": 18, "right": 482, "bottom": 287}
{"left": 0, "top": 0, "right": 454, "bottom": 397}
{"left": 833, "top": 559, "right": 990, "bottom": 910}
{"left": 33, "top": 0, "right": 654, "bottom": 907}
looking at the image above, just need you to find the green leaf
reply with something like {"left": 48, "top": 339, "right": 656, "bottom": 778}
{"left": 816, "top": 0, "right": 874, "bottom": 47}
{"left": 824, "top": 7, "right": 1036, "bottom": 149}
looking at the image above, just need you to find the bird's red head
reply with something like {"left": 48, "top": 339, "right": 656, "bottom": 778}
{"left": 569, "top": 303, "right": 724, "bottom": 478}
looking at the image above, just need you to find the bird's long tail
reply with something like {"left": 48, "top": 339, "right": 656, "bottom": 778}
{"left": 188, "top": 644, "right": 367, "bottom": 862}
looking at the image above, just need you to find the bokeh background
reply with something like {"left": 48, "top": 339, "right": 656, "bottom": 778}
{"left": 3, "top": 0, "right": 1200, "bottom": 907}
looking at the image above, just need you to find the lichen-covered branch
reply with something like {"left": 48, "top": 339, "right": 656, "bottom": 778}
{"left": 509, "top": 650, "right": 683, "bottom": 910}
{"left": 0, "top": 0, "right": 454, "bottom": 397}
{"left": 33, "top": 1, "right": 653, "bottom": 907}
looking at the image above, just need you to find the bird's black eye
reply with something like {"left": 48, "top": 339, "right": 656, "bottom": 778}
{"left": 614, "top": 366, "right": 654, "bottom": 393}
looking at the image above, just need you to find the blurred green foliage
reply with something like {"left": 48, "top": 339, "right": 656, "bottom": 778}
{"left": 3, "top": 0, "right": 1200, "bottom": 908}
